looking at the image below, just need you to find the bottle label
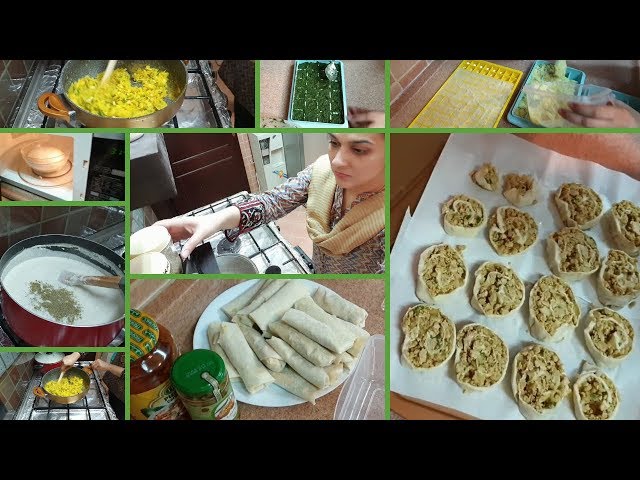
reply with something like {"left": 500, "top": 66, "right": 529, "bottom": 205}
{"left": 131, "top": 380, "right": 188, "bottom": 420}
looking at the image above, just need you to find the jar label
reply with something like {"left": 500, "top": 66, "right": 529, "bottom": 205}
{"left": 184, "top": 390, "right": 238, "bottom": 420}
{"left": 131, "top": 380, "right": 188, "bottom": 420}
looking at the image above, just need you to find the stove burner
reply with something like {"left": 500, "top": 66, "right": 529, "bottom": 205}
{"left": 18, "top": 160, "right": 72, "bottom": 187}
{"left": 216, "top": 237, "right": 241, "bottom": 255}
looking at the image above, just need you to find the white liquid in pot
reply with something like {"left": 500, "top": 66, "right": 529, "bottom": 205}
{"left": 2, "top": 256, "right": 124, "bottom": 326}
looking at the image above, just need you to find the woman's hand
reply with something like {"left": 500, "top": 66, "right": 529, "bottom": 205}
{"left": 61, "top": 352, "right": 81, "bottom": 372}
{"left": 559, "top": 99, "right": 640, "bottom": 128}
{"left": 91, "top": 359, "right": 109, "bottom": 372}
{"left": 154, "top": 207, "right": 241, "bottom": 259}
{"left": 347, "top": 107, "right": 385, "bottom": 128}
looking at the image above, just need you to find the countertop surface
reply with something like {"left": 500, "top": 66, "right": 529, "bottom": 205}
{"left": 391, "top": 60, "right": 640, "bottom": 128}
{"left": 131, "top": 278, "right": 385, "bottom": 420}
{"left": 390, "top": 132, "right": 640, "bottom": 419}
{"left": 260, "top": 60, "right": 386, "bottom": 123}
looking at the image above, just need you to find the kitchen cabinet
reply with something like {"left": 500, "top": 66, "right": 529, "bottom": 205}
{"left": 153, "top": 134, "right": 250, "bottom": 219}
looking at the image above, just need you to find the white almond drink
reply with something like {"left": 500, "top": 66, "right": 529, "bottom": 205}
{"left": 1, "top": 251, "right": 123, "bottom": 326}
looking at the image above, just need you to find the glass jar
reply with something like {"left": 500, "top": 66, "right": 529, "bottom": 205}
{"left": 171, "top": 349, "right": 238, "bottom": 420}
{"left": 129, "top": 309, "right": 189, "bottom": 420}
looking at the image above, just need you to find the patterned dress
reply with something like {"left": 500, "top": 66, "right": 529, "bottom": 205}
{"left": 225, "top": 165, "right": 385, "bottom": 274}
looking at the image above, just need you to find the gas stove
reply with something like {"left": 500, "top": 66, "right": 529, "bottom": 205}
{"left": 14, "top": 361, "right": 118, "bottom": 420}
{"left": 180, "top": 192, "right": 314, "bottom": 274}
{"left": 6, "top": 60, "right": 231, "bottom": 128}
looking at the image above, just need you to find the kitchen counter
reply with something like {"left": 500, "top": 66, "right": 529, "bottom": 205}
{"left": 130, "top": 278, "right": 385, "bottom": 420}
{"left": 391, "top": 60, "right": 640, "bottom": 128}
{"left": 260, "top": 60, "right": 386, "bottom": 126}
{"left": 390, "top": 131, "right": 640, "bottom": 419}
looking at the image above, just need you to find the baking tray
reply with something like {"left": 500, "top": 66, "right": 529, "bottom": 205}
{"left": 390, "top": 133, "right": 640, "bottom": 420}
{"left": 507, "top": 60, "right": 587, "bottom": 128}
{"left": 408, "top": 60, "right": 523, "bottom": 128}
{"left": 287, "top": 60, "right": 349, "bottom": 128}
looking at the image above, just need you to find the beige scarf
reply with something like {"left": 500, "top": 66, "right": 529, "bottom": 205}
{"left": 306, "top": 155, "right": 385, "bottom": 255}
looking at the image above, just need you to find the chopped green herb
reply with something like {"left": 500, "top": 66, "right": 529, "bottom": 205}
{"left": 28, "top": 280, "right": 82, "bottom": 325}
{"left": 291, "top": 62, "right": 344, "bottom": 124}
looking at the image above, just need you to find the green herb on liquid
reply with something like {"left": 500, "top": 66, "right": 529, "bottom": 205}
{"left": 28, "top": 280, "right": 82, "bottom": 325}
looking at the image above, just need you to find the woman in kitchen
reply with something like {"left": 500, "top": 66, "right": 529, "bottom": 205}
{"left": 62, "top": 352, "right": 125, "bottom": 420}
{"left": 156, "top": 133, "right": 385, "bottom": 274}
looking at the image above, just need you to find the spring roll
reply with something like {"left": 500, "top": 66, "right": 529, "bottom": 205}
{"left": 271, "top": 366, "right": 319, "bottom": 405}
{"left": 218, "top": 322, "right": 274, "bottom": 394}
{"left": 250, "top": 280, "right": 309, "bottom": 332}
{"left": 207, "top": 323, "right": 240, "bottom": 380}
{"left": 281, "top": 308, "right": 356, "bottom": 354}
{"left": 312, "top": 287, "right": 368, "bottom": 327}
{"left": 212, "top": 344, "right": 240, "bottom": 380}
{"left": 267, "top": 337, "right": 340, "bottom": 389}
{"left": 237, "top": 323, "right": 285, "bottom": 372}
{"left": 336, "top": 352, "right": 356, "bottom": 371}
{"left": 294, "top": 296, "right": 370, "bottom": 357}
{"left": 221, "top": 280, "right": 270, "bottom": 318}
{"left": 269, "top": 321, "right": 337, "bottom": 367}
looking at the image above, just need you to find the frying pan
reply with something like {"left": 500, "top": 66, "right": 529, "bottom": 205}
{"left": 37, "top": 60, "right": 187, "bottom": 128}
{"left": 34, "top": 366, "right": 92, "bottom": 405}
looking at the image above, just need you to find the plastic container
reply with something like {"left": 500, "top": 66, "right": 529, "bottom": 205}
{"left": 287, "top": 60, "right": 348, "bottom": 128}
{"left": 611, "top": 89, "right": 640, "bottom": 113}
{"left": 334, "top": 334, "right": 384, "bottom": 420}
{"left": 523, "top": 83, "right": 613, "bottom": 127}
{"left": 508, "top": 60, "right": 586, "bottom": 128}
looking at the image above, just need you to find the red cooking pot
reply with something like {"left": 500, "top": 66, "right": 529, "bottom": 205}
{"left": 0, "top": 234, "right": 125, "bottom": 347}
{"left": 34, "top": 352, "right": 64, "bottom": 372}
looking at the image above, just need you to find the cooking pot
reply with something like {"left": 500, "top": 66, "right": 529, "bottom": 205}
{"left": 34, "top": 366, "right": 92, "bottom": 405}
{"left": 0, "top": 234, "right": 125, "bottom": 347}
{"left": 37, "top": 60, "right": 188, "bottom": 128}
{"left": 34, "top": 352, "right": 64, "bottom": 373}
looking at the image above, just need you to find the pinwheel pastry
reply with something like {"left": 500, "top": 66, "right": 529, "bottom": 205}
{"left": 605, "top": 200, "right": 640, "bottom": 257}
{"left": 488, "top": 206, "right": 539, "bottom": 256}
{"left": 554, "top": 183, "right": 603, "bottom": 230}
{"left": 596, "top": 249, "right": 640, "bottom": 309}
{"left": 584, "top": 307, "right": 634, "bottom": 369}
{"left": 401, "top": 304, "right": 456, "bottom": 371}
{"left": 546, "top": 227, "right": 600, "bottom": 282}
{"left": 454, "top": 323, "right": 509, "bottom": 392}
{"left": 471, "top": 163, "right": 499, "bottom": 191}
{"left": 471, "top": 262, "right": 525, "bottom": 318}
{"left": 572, "top": 362, "right": 620, "bottom": 421}
{"left": 441, "top": 194, "right": 487, "bottom": 238}
{"left": 502, "top": 173, "right": 538, "bottom": 207}
{"left": 511, "top": 344, "right": 571, "bottom": 420}
{"left": 416, "top": 244, "right": 467, "bottom": 303}
{"left": 529, "top": 275, "right": 580, "bottom": 342}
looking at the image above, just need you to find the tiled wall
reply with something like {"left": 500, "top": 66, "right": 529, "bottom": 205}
{"left": 0, "top": 353, "right": 34, "bottom": 419}
{"left": 0, "top": 60, "right": 35, "bottom": 127}
{"left": 0, "top": 206, "right": 125, "bottom": 257}
{"left": 237, "top": 133, "right": 259, "bottom": 193}
{"left": 390, "top": 60, "right": 433, "bottom": 103}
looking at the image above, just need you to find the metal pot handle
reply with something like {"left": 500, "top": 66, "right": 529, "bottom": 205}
{"left": 37, "top": 93, "right": 72, "bottom": 123}
{"left": 33, "top": 387, "right": 47, "bottom": 398}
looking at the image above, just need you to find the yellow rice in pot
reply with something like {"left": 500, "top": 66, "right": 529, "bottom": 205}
{"left": 45, "top": 376, "right": 85, "bottom": 397}
{"left": 67, "top": 65, "right": 177, "bottom": 118}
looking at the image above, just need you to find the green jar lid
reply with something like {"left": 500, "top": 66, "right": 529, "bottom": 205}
{"left": 171, "top": 349, "right": 226, "bottom": 398}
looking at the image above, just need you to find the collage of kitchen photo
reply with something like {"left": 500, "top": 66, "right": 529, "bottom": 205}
{"left": 1, "top": 57, "right": 639, "bottom": 422}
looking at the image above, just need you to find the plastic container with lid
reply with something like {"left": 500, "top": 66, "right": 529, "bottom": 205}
{"left": 171, "top": 349, "right": 238, "bottom": 420}
{"left": 334, "top": 334, "right": 385, "bottom": 420}
{"left": 129, "top": 309, "right": 189, "bottom": 420}
{"left": 523, "top": 82, "right": 614, "bottom": 127}
{"left": 130, "top": 225, "right": 182, "bottom": 273}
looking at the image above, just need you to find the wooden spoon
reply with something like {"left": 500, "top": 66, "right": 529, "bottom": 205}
{"left": 58, "top": 270, "right": 124, "bottom": 289}
{"left": 100, "top": 60, "right": 118, "bottom": 86}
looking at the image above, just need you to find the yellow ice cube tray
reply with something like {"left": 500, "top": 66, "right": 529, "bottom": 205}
{"left": 408, "top": 60, "right": 523, "bottom": 128}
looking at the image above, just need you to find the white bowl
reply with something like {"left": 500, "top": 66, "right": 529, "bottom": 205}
{"left": 21, "top": 143, "right": 69, "bottom": 177}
